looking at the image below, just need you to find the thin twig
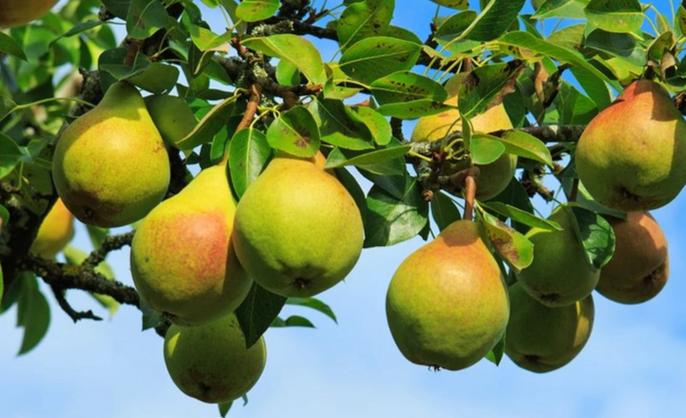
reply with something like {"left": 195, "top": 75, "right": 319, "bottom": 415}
{"left": 50, "top": 285, "right": 103, "bottom": 322}
{"left": 83, "top": 232, "right": 135, "bottom": 269}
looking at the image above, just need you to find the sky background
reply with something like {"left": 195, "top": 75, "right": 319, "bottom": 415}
{"left": 3, "top": 1, "right": 686, "bottom": 417}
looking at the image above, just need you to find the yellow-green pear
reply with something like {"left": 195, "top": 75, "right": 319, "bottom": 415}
{"left": 597, "top": 212, "right": 668, "bottom": 304}
{"left": 0, "top": 0, "right": 56, "bottom": 27}
{"left": 30, "top": 199, "right": 74, "bottom": 258}
{"left": 232, "top": 154, "right": 363, "bottom": 297}
{"left": 131, "top": 165, "right": 251, "bottom": 325}
{"left": 411, "top": 96, "right": 517, "bottom": 200}
{"left": 53, "top": 82, "right": 170, "bottom": 227}
{"left": 144, "top": 95, "right": 197, "bottom": 146}
{"left": 516, "top": 206, "right": 600, "bottom": 307}
{"left": 576, "top": 80, "right": 686, "bottom": 211}
{"left": 164, "top": 314, "right": 266, "bottom": 403}
{"left": 506, "top": 282, "right": 594, "bottom": 373}
{"left": 386, "top": 220, "right": 510, "bottom": 370}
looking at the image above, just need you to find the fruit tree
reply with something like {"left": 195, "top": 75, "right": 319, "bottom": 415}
{"left": 0, "top": 0, "right": 683, "bottom": 416}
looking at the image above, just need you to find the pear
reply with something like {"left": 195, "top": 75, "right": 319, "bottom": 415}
{"left": 164, "top": 313, "right": 266, "bottom": 403}
{"left": 30, "top": 199, "right": 74, "bottom": 259}
{"left": 131, "top": 165, "right": 251, "bottom": 325}
{"left": 596, "top": 212, "right": 668, "bottom": 304}
{"left": 52, "top": 82, "right": 170, "bottom": 227}
{"left": 506, "top": 282, "right": 594, "bottom": 373}
{"left": 144, "top": 95, "right": 197, "bottom": 146}
{"left": 576, "top": 80, "right": 686, "bottom": 211}
{"left": 0, "top": 0, "right": 56, "bottom": 27}
{"left": 386, "top": 220, "right": 509, "bottom": 371}
{"left": 411, "top": 98, "right": 517, "bottom": 200}
{"left": 516, "top": 206, "right": 599, "bottom": 307}
{"left": 232, "top": 154, "right": 363, "bottom": 297}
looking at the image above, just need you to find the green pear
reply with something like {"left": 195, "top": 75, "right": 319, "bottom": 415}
{"left": 506, "top": 282, "right": 594, "bottom": 373}
{"left": 576, "top": 80, "right": 686, "bottom": 211}
{"left": 516, "top": 206, "right": 599, "bottom": 307}
{"left": 164, "top": 313, "right": 266, "bottom": 403}
{"left": 144, "top": 95, "right": 197, "bottom": 146}
{"left": 52, "top": 82, "right": 170, "bottom": 227}
{"left": 232, "top": 154, "right": 363, "bottom": 297}
{"left": 597, "top": 212, "right": 668, "bottom": 304}
{"left": 131, "top": 165, "right": 251, "bottom": 325}
{"left": 411, "top": 96, "right": 517, "bottom": 200}
{"left": 386, "top": 220, "right": 510, "bottom": 371}
{"left": 0, "top": 0, "right": 56, "bottom": 27}
{"left": 30, "top": 199, "right": 74, "bottom": 259}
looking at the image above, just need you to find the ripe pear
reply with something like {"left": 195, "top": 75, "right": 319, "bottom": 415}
{"left": 30, "top": 199, "right": 74, "bottom": 259}
{"left": 144, "top": 95, "right": 197, "bottom": 146}
{"left": 516, "top": 206, "right": 599, "bottom": 307}
{"left": 576, "top": 80, "right": 686, "bottom": 211}
{"left": 232, "top": 154, "right": 363, "bottom": 297}
{"left": 506, "top": 282, "right": 594, "bottom": 373}
{"left": 386, "top": 220, "right": 510, "bottom": 370}
{"left": 596, "top": 212, "right": 668, "bottom": 304}
{"left": 411, "top": 98, "right": 517, "bottom": 200}
{"left": 53, "top": 82, "right": 170, "bottom": 227}
{"left": 0, "top": 0, "right": 56, "bottom": 27}
{"left": 131, "top": 165, "right": 251, "bottom": 325}
{"left": 164, "top": 313, "right": 266, "bottom": 403}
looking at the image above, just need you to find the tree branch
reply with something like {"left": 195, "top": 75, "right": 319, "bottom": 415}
{"left": 50, "top": 285, "right": 103, "bottom": 322}
{"left": 83, "top": 232, "right": 135, "bottom": 269}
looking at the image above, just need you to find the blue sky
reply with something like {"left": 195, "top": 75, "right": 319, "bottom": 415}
{"left": 3, "top": 1, "right": 686, "bottom": 417}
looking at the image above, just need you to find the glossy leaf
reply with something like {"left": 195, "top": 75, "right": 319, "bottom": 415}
{"left": 235, "top": 0, "right": 280, "bottom": 22}
{"left": 176, "top": 96, "right": 237, "bottom": 150}
{"left": 243, "top": 35, "right": 326, "bottom": 85}
{"left": 364, "top": 181, "right": 429, "bottom": 247}
{"left": 497, "top": 130, "right": 553, "bottom": 167}
{"left": 479, "top": 209, "right": 534, "bottom": 272}
{"left": 266, "top": 106, "right": 321, "bottom": 158}
{"left": 337, "top": 0, "right": 395, "bottom": 47}
{"left": 0, "top": 32, "right": 26, "bottom": 60}
{"left": 229, "top": 128, "right": 272, "bottom": 198}
{"left": 236, "top": 283, "right": 287, "bottom": 348}
{"left": 308, "top": 98, "right": 375, "bottom": 150}
{"left": 471, "top": 134, "right": 506, "bottom": 165}
{"left": 431, "top": 191, "right": 461, "bottom": 231}
{"left": 286, "top": 297, "right": 337, "bottom": 323}
{"left": 0, "top": 133, "right": 24, "bottom": 180}
{"left": 17, "top": 277, "right": 51, "bottom": 355}
{"left": 569, "top": 205, "right": 616, "bottom": 270}
{"left": 339, "top": 37, "right": 421, "bottom": 84}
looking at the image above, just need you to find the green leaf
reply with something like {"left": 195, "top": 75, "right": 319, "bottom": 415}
{"left": 324, "top": 144, "right": 410, "bottom": 175}
{"left": 339, "top": 36, "right": 421, "bottom": 84}
{"left": 276, "top": 60, "right": 300, "bottom": 86}
{"left": 585, "top": 0, "right": 643, "bottom": 34}
{"left": 454, "top": 62, "right": 523, "bottom": 118}
{"left": 430, "top": 0, "right": 469, "bottom": 9}
{"left": 236, "top": 283, "right": 287, "bottom": 348}
{"left": 0, "top": 133, "right": 24, "bottom": 180}
{"left": 371, "top": 71, "right": 450, "bottom": 118}
{"left": 50, "top": 20, "right": 104, "bottom": 46}
{"left": 471, "top": 134, "right": 505, "bottom": 165}
{"left": 140, "top": 297, "right": 165, "bottom": 331}
{"left": 243, "top": 35, "right": 326, "bottom": 85}
{"left": 218, "top": 401, "right": 233, "bottom": 417}
{"left": 435, "top": 11, "right": 477, "bottom": 39}
{"left": 17, "top": 277, "right": 51, "bottom": 355}
{"left": 286, "top": 297, "right": 337, "bottom": 323}
{"left": 271, "top": 315, "right": 316, "bottom": 328}
{"left": 481, "top": 202, "right": 562, "bottom": 231}
{"left": 337, "top": 0, "right": 395, "bottom": 47}
{"left": 431, "top": 191, "right": 461, "bottom": 231}
{"left": 479, "top": 209, "right": 534, "bottom": 272}
{"left": 485, "top": 336, "right": 505, "bottom": 365}
{"left": 126, "top": 62, "right": 179, "bottom": 94}
{"left": 229, "top": 128, "right": 272, "bottom": 198}
{"left": 0, "top": 32, "right": 26, "bottom": 60}
{"left": 102, "top": 0, "right": 130, "bottom": 19}
{"left": 176, "top": 96, "right": 238, "bottom": 150}
{"left": 235, "top": 0, "right": 280, "bottom": 22}
{"left": 308, "top": 98, "right": 375, "bottom": 150}
{"left": 461, "top": 0, "right": 526, "bottom": 42}
{"left": 497, "top": 130, "right": 553, "bottom": 167}
{"left": 266, "top": 106, "right": 320, "bottom": 158}
{"left": 533, "top": 0, "right": 587, "bottom": 19}
{"left": 364, "top": 180, "right": 428, "bottom": 247}
{"left": 126, "top": 0, "right": 170, "bottom": 40}
{"left": 344, "top": 106, "right": 393, "bottom": 146}
{"left": 569, "top": 206, "right": 615, "bottom": 270}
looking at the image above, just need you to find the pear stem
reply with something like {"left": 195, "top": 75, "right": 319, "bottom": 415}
{"left": 569, "top": 178, "right": 579, "bottom": 203}
{"left": 222, "top": 84, "right": 261, "bottom": 165}
{"left": 464, "top": 175, "right": 477, "bottom": 221}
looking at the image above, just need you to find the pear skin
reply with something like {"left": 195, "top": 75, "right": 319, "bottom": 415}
{"left": 131, "top": 165, "right": 251, "bottom": 325}
{"left": 232, "top": 155, "right": 363, "bottom": 297}
{"left": 30, "top": 199, "right": 74, "bottom": 259}
{"left": 386, "top": 220, "right": 509, "bottom": 371}
{"left": 53, "top": 82, "right": 170, "bottom": 227}
{"left": 0, "top": 0, "right": 56, "bottom": 27}
{"left": 597, "top": 212, "right": 668, "bottom": 304}
{"left": 411, "top": 98, "right": 517, "bottom": 200}
{"left": 164, "top": 314, "right": 266, "bottom": 403}
{"left": 516, "top": 206, "right": 600, "bottom": 307}
{"left": 576, "top": 80, "right": 686, "bottom": 211}
{"left": 506, "top": 282, "right": 594, "bottom": 373}
{"left": 144, "top": 95, "right": 197, "bottom": 146}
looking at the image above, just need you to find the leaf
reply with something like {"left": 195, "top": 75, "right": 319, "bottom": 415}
{"left": 50, "top": 20, "right": 104, "bottom": 46}
{"left": 569, "top": 206, "right": 615, "bottom": 270}
{"left": 0, "top": 134, "right": 23, "bottom": 180}
{"left": 435, "top": 11, "right": 477, "bottom": 39}
{"left": 266, "top": 106, "right": 320, "bottom": 158}
{"left": 344, "top": 106, "right": 393, "bottom": 146}
{"left": 324, "top": 145, "right": 410, "bottom": 175}
{"left": 497, "top": 130, "right": 553, "bottom": 167}
{"left": 102, "top": 0, "right": 130, "bottom": 19}
{"left": 585, "top": 0, "right": 643, "bottom": 34}
{"left": 470, "top": 134, "right": 505, "bottom": 165}
{"left": 308, "top": 98, "right": 375, "bottom": 150}
{"left": 229, "top": 128, "right": 271, "bottom": 198}
{"left": 334, "top": 167, "right": 368, "bottom": 220}
{"left": 337, "top": 0, "right": 395, "bottom": 47}
{"left": 236, "top": 283, "right": 287, "bottom": 348}
{"left": 243, "top": 35, "right": 326, "bottom": 85}
{"left": 0, "top": 32, "right": 26, "bottom": 60}
{"left": 176, "top": 96, "right": 237, "bottom": 150}
{"left": 126, "top": 62, "right": 180, "bottom": 94}
{"left": 460, "top": 0, "right": 526, "bottom": 42}
{"left": 533, "top": 0, "right": 587, "bottom": 19}
{"left": 276, "top": 59, "right": 300, "bottom": 86}
{"left": 235, "top": 0, "right": 280, "bottom": 22}
{"left": 431, "top": 191, "right": 461, "bottom": 231}
{"left": 271, "top": 315, "right": 315, "bottom": 328}
{"left": 286, "top": 297, "right": 337, "bottom": 323}
{"left": 17, "top": 277, "right": 51, "bottom": 355}
{"left": 126, "top": 0, "right": 170, "bottom": 40}
{"left": 218, "top": 401, "right": 233, "bottom": 417}
{"left": 479, "top": 209, "right": 534, "bottom": 272}
{"left": 454, "top": 62, "right": 524, "bottom": 118}
{"left": 430, "top": 0, "right": 469, "bottom": 9}
{"left": 485, "top": 336, "right": 505, "bottom": 365}
{"left": 364, "top": 181, "right": 429, "bottom": 247}
{"left": 339, "top": 36, "right": 421, "bottom": 84}
{"left": 481, "top": 202, "right": 562, "bottom": 231}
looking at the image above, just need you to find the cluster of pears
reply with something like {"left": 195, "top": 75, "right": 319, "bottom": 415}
{"left": 0, "top": 0, "right": 56, "bottom": 27}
